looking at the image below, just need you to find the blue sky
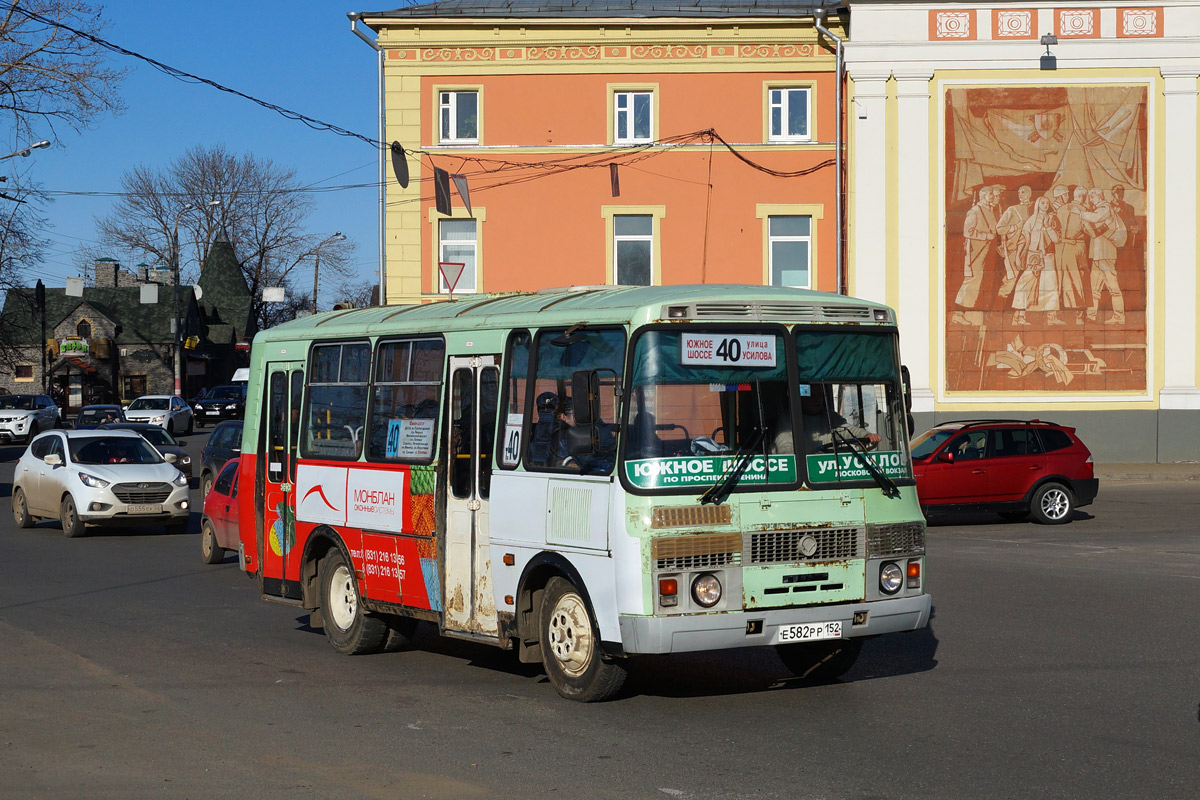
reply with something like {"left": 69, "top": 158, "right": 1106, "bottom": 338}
{"left": 17, "top": 0, "right": 387, "bottom": 300}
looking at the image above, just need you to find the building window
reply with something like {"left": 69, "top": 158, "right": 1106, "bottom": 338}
{"left": 77, "top": 320, "right": 91, "bottom": 339}
{"left": 122, "top": 375, "right": 147, "bottom": 400}
{"left": 440, "top": 90, "right": 479, "bottom": 144}
{"left": 15, "top": 365, "right": 33, "bottom": 381}
{"left": 614, "top": 215, "right": 653, "bottom": 286}
{"left": 614, "top": 91, "right": 653, "bottom": 144}
{"left": 768, "top": 216, "right": 811, "bottom": 288}
{"left": 439, "top": 219, "right": 477, "bottom": 293}
{"left": 769, "top": 87, "right": 810, "bottom": 142}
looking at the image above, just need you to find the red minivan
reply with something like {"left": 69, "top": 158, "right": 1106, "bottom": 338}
{"left": 910, "top": 420, "right": 1098, "bottom": 524}
{"left": 201, "top": 457, "right": 240, "bottom": 564}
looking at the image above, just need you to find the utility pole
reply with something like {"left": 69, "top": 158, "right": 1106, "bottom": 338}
{"left": 312, "top": 231, "right": 346, "bottom": 313}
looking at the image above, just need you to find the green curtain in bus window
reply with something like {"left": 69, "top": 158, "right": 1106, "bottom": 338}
{"left": 794, "top": 331, "right": 897, "bottom": 383}
{"left": 534, "top": 329, "right": 625, "bottom": 380}
{"left": 631, "top": 331, "right": 787, "bottom": 385}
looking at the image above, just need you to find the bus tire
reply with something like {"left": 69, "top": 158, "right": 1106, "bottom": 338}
{"left": 200, "top": 519, "right": 224, "bottom": 564}
{"left": 383, "top": 615, "right": 418, "bottom": 652}
{"left": 776, "top": 637, "right": 863, "bottom": 681}
{"left": 539, "top": 576, "right": 626, "bottom": 702}
{"left": 319, "top": 549, "right": 387, "bottom": 655}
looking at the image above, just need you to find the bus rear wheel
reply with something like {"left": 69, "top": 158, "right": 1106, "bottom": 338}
{"left": 776, "top": 637, "right": 863, "bottom": 681}
{"left": 539, "top": 576, "right": 626, "bottom": 702}
{"left": 319, "top": 550, "right": 387, "bottom": 655}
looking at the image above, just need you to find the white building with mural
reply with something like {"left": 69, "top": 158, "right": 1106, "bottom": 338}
{"left": 844, "top": 0, "right": 1200, "bottom": 462}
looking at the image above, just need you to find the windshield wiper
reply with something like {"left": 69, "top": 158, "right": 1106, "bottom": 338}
{"left": 830, "top": 428, "right": 900, "bottom": 498}
{"left": 699, "top": 426, "right": 764, "bottom": 506}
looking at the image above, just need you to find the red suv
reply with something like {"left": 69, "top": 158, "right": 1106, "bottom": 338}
{"left": 910, "top": 420, "right": 1098, "bottom": 524}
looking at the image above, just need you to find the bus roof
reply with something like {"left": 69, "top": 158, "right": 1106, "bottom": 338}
{"left": 253, "top": 285, "right": 894, "bottom": 346}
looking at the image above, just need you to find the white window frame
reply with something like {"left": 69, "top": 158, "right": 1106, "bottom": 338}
{"left": 768, "top": 86, "right": 812, "bottom": 142}
{"left": 767, "top": 215, "right": 813, "bottom": 289}
{"left": 437, "top": 218, "right": 478, "bottom": 294}
{"left": 613, "top": 90, "right": 654, "bottom": 144}
{"left": 439, "top": 89, "right": 479, "bottom": 145}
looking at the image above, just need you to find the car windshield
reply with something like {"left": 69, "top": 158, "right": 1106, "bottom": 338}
{"left": 206, "top": 387, "right": 242, "bottom": 401}
{"left": 127, "top": 427, "right": 175, "bottom": 447}
{"left": 69, "top": 436, "right": 164, "bottom": 465}
{"left": 911, "top": 428, "right": 958, "bottom": 459}
{"left": 128, "top": 398, "right": 168, "bottom": 410}
{"left": 0, "top": 395, "right": 34, "bottom": 410}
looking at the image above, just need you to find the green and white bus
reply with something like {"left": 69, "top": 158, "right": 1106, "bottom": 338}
{"left": 235, "top": 284, "right": 929, "bottom": 701}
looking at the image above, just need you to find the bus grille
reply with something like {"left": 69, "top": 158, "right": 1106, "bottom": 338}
{"left": 748, "top": 526, "right": 862, "bottom": 564}
{"left": 653, "top": 532, "right": 742, "bottom": 571}
{"left": 866, "top": 522, "right": 926, "bottom": 557}
{"left": 684, "top": 302, "right": 876, "bottom": 322}
{"left": 113, "top": 483, "right": 173, "bottom": 504}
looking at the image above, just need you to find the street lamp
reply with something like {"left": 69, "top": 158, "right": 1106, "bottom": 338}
{"left": 312, "top": 231, "right": 346, "bottom": 313}
{"left": 0, "top": 140, "right": 50, "bottom": 161}
{"left": 172, "top": 199, "right": 221, "bottom": 396}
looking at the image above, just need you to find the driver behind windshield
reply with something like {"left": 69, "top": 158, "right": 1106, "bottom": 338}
{"left": 773, "top": 385, "right": 880, "bottom": 454}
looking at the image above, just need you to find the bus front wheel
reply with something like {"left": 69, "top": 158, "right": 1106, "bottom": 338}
{"left": 776, "top": 637, "right": 863, "bottom": 682}
{"left": 539, "top": 576, "right": 626, "bottom": 702}
{"left": 319, "top": 550, "right": 387, "bottom": 655}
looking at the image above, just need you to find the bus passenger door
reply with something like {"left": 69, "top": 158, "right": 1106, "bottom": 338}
{"left": 443, "top": 355, "right": 500, "bottom": 638}
{"left": 257, "top": 362, "right": 305, "bottom": 599}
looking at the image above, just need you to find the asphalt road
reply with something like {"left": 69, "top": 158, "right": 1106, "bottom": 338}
{"left": 1, "top": 432, "right": 1198, "bottom": 799}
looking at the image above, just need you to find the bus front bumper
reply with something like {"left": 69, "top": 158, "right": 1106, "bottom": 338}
{"left": 617, "top": 593, "right": 931, "bottom": 655}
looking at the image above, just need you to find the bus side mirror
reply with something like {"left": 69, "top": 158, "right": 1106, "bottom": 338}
{"left": 572, "top": 370, "right": 600, "bottom": 425}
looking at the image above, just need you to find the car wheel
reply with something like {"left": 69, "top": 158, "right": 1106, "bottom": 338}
{"left": 200, "top": 472, "right": 213, "bottom": 498}
{"left": 60, "top": 495, "right": 86, "bottom": 538}
{"left": 319, "top": 549, "right": 388, "bottom": 655}
{"left": 200, "top": 519, "right": 224, "bottom": 564}
{"left": 1031, "top": 482, "right": 1074, "bottom": 525}
{"left": 12, "top": 487, "right": 34, "bottom": 528}
{"left": 539, "top": 576, "right": 627, "bottom": 702}
{"left": 776, "top": 637, "right": 863, "bottom": 681}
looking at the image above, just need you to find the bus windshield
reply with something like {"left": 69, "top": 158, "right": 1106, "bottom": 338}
{"left": 624, "top": 328, "right": 909, "bottom": 492}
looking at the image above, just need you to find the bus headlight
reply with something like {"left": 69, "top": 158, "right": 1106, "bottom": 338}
{"left": 691, "top": 573, "right": 722, "bottom": 608}
{"left": 879, "top": 562, "right": 903, "bottom": 595}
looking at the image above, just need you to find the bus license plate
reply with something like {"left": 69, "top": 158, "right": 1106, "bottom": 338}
{"left": 127, "top": 504, "right": 163, "bottom": 515}
{"left": 777, "top": 621, "right": 841, "bottom": 643}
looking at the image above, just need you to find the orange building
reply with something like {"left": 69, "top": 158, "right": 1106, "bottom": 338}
{"left": 356, "top": 1, "right": 846, "bottom": 305}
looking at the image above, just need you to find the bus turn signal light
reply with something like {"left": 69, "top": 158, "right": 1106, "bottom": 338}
{"left": 907, "top": 559, "right": 921, "bottom": 589}
{"left": 659, "top": 577, "right": 678, "bottom": 607}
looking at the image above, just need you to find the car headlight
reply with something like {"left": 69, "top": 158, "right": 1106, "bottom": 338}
{"left": 151, "top": 415, "right": 166, "bottom": 423}
{"left": 179, "top": 456, "right": 191, "bottom": 465}
{"left": 224, "top": 404, "right": 238, "bottom": 410}
{"left": 172, "top": 471, "right": 188, "bottom": 487}
{"left": 691, "top": 573, "right": 722, "bottom": 608}
{"left": 194, "top": 405, "right": 203, "bottom": 411}
{"left": 879, "top": 562, "right": 903, "bottom": 595}
{"left": 78, "top": 472, "right": 110, "bottom": 488}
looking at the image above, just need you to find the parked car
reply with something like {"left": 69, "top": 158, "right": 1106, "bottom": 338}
{"left": 910, "top": 419, "right": 1098, "bottom": 524}
{"left": 124, "top": 394, "right": 194, "bottom": 435}
{"left": 73, "top": 404, "right": 125, "bottom": 430}
{"left": 200, "top": 419, "right": 243, "bottom": 497}
{"left": 201, "top": 457, "right": 240, "bottom": 564}
{"left": 97, "top": 422, "right": 193, "bottom": 479}
{"left": 0, "top": 393, "right": 60, "bottom": 444}
{"left": 10, "top": 429, "right": 191, "bottom": 537}
{"left": 193, "top": 384, "right": 247, "bottom": 427}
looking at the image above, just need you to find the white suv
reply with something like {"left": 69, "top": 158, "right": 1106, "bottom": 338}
{"left": 11, "top": 429, "right": 191, "bottom": 537}
{"left": 0, "top": 394, "right": 60, "bottom": 445}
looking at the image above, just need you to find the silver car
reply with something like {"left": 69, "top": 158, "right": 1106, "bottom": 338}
{"left": 0, "top": 393, "right": 59, "bottom": 445}
{"left": 10, "top": 429, "right": 191, "bottom": 537}
{"left": 124, "top": 394, "right": 194, "bottom": 435}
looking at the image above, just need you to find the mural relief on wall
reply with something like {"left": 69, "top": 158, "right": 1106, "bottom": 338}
{"left": 944, "top": 85, "right": 1147, "bottom": 393}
